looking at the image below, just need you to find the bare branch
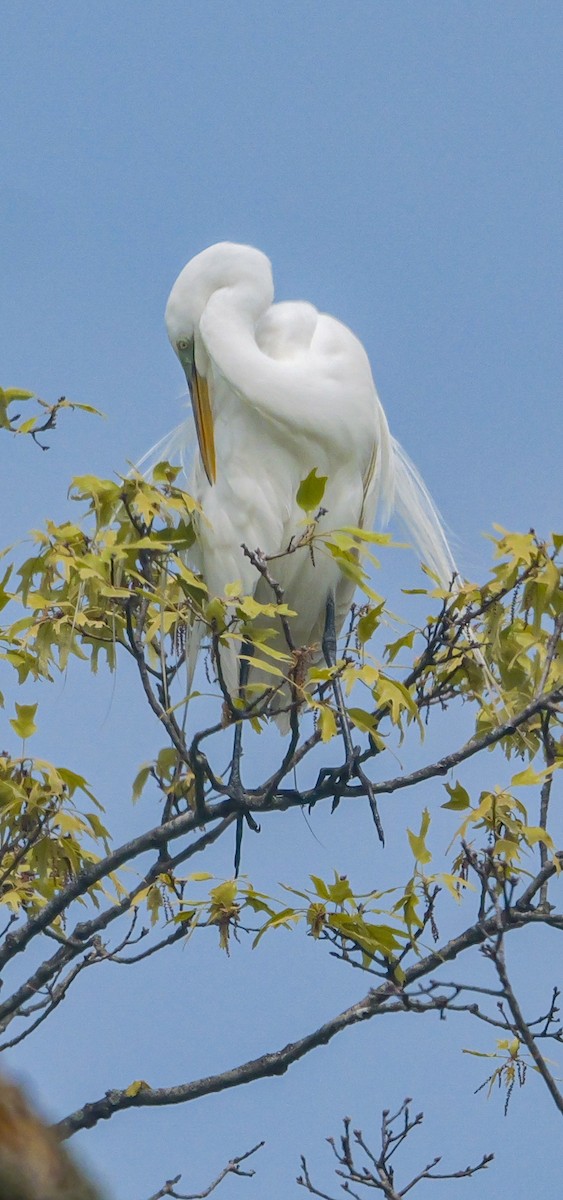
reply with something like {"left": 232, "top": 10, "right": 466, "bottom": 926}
{"left": 0, "top": 955, "right": 93, "bottom": 1051}
{"left": 0, "top": 818, "right": 235, "bottom": 1030}
{"left": 144, "top": 1141, "right": 264, "bottom": 1200}
{"left": 266, "top": 685, "right": 561, "bottom": 811}
{"left": 363, "top": 686, "right": 562, "bottom": 799}
{"left": 297, "top": 1103, "right": 492, "bottom": 1198}
{"left": 488, "top": 938, "right": 563, "bottom": 1117}
{"left": 539, "top": 710, "right": 557, "bottom": 904}
{"left": 241, "top": 543, "right": 297, "bottom": 653}
{"left": 55, "top": 901, "right": 551, "bottom": 1139}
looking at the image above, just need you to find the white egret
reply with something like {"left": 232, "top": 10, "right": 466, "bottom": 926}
{"left": 162, "top": 242, "right": 458, "bottom": 864}
{"left": 163, "top": 241, "right": 455, "bottom": 713}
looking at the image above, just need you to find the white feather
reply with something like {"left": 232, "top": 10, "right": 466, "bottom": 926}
{"left": 156, "top": 243, "right": 458, "bottom": 727}
{"left": 135, "top": 414, "right": 196, "bottom": 479}
{"left": 390, "top": 437, "right": 458, "bottom": 586}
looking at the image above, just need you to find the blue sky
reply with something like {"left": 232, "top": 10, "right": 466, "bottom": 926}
{"left": 1, "top": 4, "right": 562, "bottom": 1198}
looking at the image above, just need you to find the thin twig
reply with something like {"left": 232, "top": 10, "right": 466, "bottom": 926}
{"left": 55, "top": 900, "right": 555, "bottom": 1139}
{"left": 490, "top": 939, "right": 563, "bottom": 1117}
{"left": 144, "top": 1141, "right": 264, "bottom": 1200}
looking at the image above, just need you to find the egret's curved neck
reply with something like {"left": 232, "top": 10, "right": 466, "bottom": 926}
{"left": 166, "top": 243, "right": 275, "bottom": 349}
{"left": 200, "top": 288, "right": 325, "bottom": 441}
{"left": 206, "top": 272, "right": 273, "bottom": 331}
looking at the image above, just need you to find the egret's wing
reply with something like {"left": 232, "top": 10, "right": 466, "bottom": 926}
{"left": 390, "top": 437, "right": 457, "bottom": 586}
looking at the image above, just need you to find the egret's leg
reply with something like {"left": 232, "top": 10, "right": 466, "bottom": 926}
{"left": 229, "top": 653, "right": 250, "bottom": 794}
{"left": 322, "top": 593, "right": 384, "bottom": 844}
{"left": 227, "top": 643, "right": 259, "bottom": 875}
{"left": 322, "top": 593, "right": 357, "bottom": 766}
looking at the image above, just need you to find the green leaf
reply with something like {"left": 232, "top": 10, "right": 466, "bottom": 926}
{"left": 347, "top": 707, "right": 378, "bottom": 734}
{"left": 210, "top": 880, "right": 239, "bottom": 908}
{"left": 327, "top": 875, "right": 354, "bottom": 905}
{"left": 252, "top": 907, "right": 300, "bottom": 947}
{"left": 523, "top": 826, "right": 555, "bottom": 850}
{"left": 9, "top": 702, "right": 38, "bottom": 740}
{"left": 132, "top": 764, "right": 152, "bottom": 803}
{"left": 84, "top": 811, "right": 111, "bottom": 844}
{"left": 340, "top": 527, "right": 393, "bottom": 545}
{"left": 495, "top": 529, "right": 538, "bottom": 565}
{"left": 328, "top": 912, "right": 405, "bottom": 955}
{"left": 493, "top": 837, "right": 521, "bottom": 863}
{"left": 156, "top": 747, "right": 179, "bottom": 777}
{"left": 442, "top": 781, "right": 471, "bottom": 811}
{"left": 237, "top": 595, "right": 295, "bottom": 620}
{"left": 440, "top": 873, "right": 471, "bottom": 899}
{"left": 70, "top": 402, "right": 104, "bottom": 416}
{"left": 375, "top": 676, "right": 417, "bottom": 723}
{"left": 319, "top": 704, "right": 337, "bottom": 742}
{"left": 342, "top": 663, "right": 379, "bottom": 693}
{"left": 385, "top": 629, "right": 416, "bottom": 662}
{"left": 357, "top": 604, "right": 384, "bottom": 644}
{"left": 239, "top": 654, "right": 287, "bottom": 680}
{"left": 407, "top": 808, "right": 432, "bottom": 865}
{"left": 124, "top": 1079, "right": 151, "bottom": 1097}
{"left": 4, "top": 388, "right": 35, "bottom": 402}
{"left": 175, "top": 559, "right": 208, "bottom": 592}
{"left": 310, "top": 875, "right": 331, "bottom": 899}
{"left": 511, "top": 765, "right": 553, "bottom": 787}
{"left": 56, "top": 811, "right": 88, "bottom": 836}
{"left": 57, "top": 766, "right": 98, "bottom": 803}
{"left": 296, "top": 468, "right": 327, "bottom": 513}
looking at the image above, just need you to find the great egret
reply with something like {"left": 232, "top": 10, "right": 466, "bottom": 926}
{"left": 161, "top": 242, "right": 458, "bottom": 864}
{"left": 163, "top": 241, "right": 455, "bottom": 714}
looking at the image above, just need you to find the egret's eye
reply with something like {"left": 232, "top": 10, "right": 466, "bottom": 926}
{"left": 177, "top": 337, "right": 191, "bottom": 353}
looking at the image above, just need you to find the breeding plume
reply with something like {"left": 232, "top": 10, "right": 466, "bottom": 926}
{"left": 163, "top": 242, "right": 455, "bottom": 721}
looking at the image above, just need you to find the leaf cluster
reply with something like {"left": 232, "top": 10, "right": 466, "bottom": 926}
{"left": 0, "top": 441, "right": 562, "bottom": 1170}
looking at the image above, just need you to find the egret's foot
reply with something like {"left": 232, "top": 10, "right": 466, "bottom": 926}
{"left": 233, "top": 807, "right": 261, "bottom": 877}
{"left": 329, "top": 746, "right": 384, "bottom": 846}
{"left": 229, "top": 746, "right": 261, "bottom": 875}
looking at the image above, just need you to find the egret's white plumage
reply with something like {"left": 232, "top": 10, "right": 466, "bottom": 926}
{"left": 163, "top": 242, "right": 455, "bottom": 720}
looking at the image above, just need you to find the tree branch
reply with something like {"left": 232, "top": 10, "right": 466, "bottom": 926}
{"left": 144, "top": 1141, "right": 264, "bottom": 1200}
{"left": 0, "top": 818, "right": 235, "bottom": 1027}
{"left": 297, "top": 1102, "right": 492, "bottom": 1199}
{"left": 55, "top": 902, "right": 545, "bottom": 1139}
{"left": 489, "top": 939, "right": 563, "bottom": 1117}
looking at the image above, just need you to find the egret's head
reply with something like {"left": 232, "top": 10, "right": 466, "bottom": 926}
{"left": 164, "top": 241, "right": 274, "bottom": 351}
{"left": 164, "top": 243, "right": 274, "bottom": 489}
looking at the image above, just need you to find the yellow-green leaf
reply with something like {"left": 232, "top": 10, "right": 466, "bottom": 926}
{"left": 4, "top": 388, "right": 35, "bottom": 402}
{"left": 10, "top": 703, "right": 38, "bottom": 740}
{"left": 357, "top": 605, "right": 384, "bottom": 644}
{"left": 319, "top": 705, "right": 337, "bottom": 742}
{"left": 347, "top": 707, "right": 378, "bottom": 734}
{"left": 511, "top": 765, "right": 553, "bottom": 787}
{"left": 296, "top": 468, "right": 327, "bottom": 513}
{"left": 523, "top": 825, "right": 555, "bottom": 850}
{"left": 442, "top": 781, "right": 471, "bottom": 811}
{"left": 124, "top": 1079, "right": 151, "bottom": 1097}
{"left": 132, "top": 764, "right": 151, "bottom": 803}
{"left": 407, "top": 808, "right": 432, "bottom": 865}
